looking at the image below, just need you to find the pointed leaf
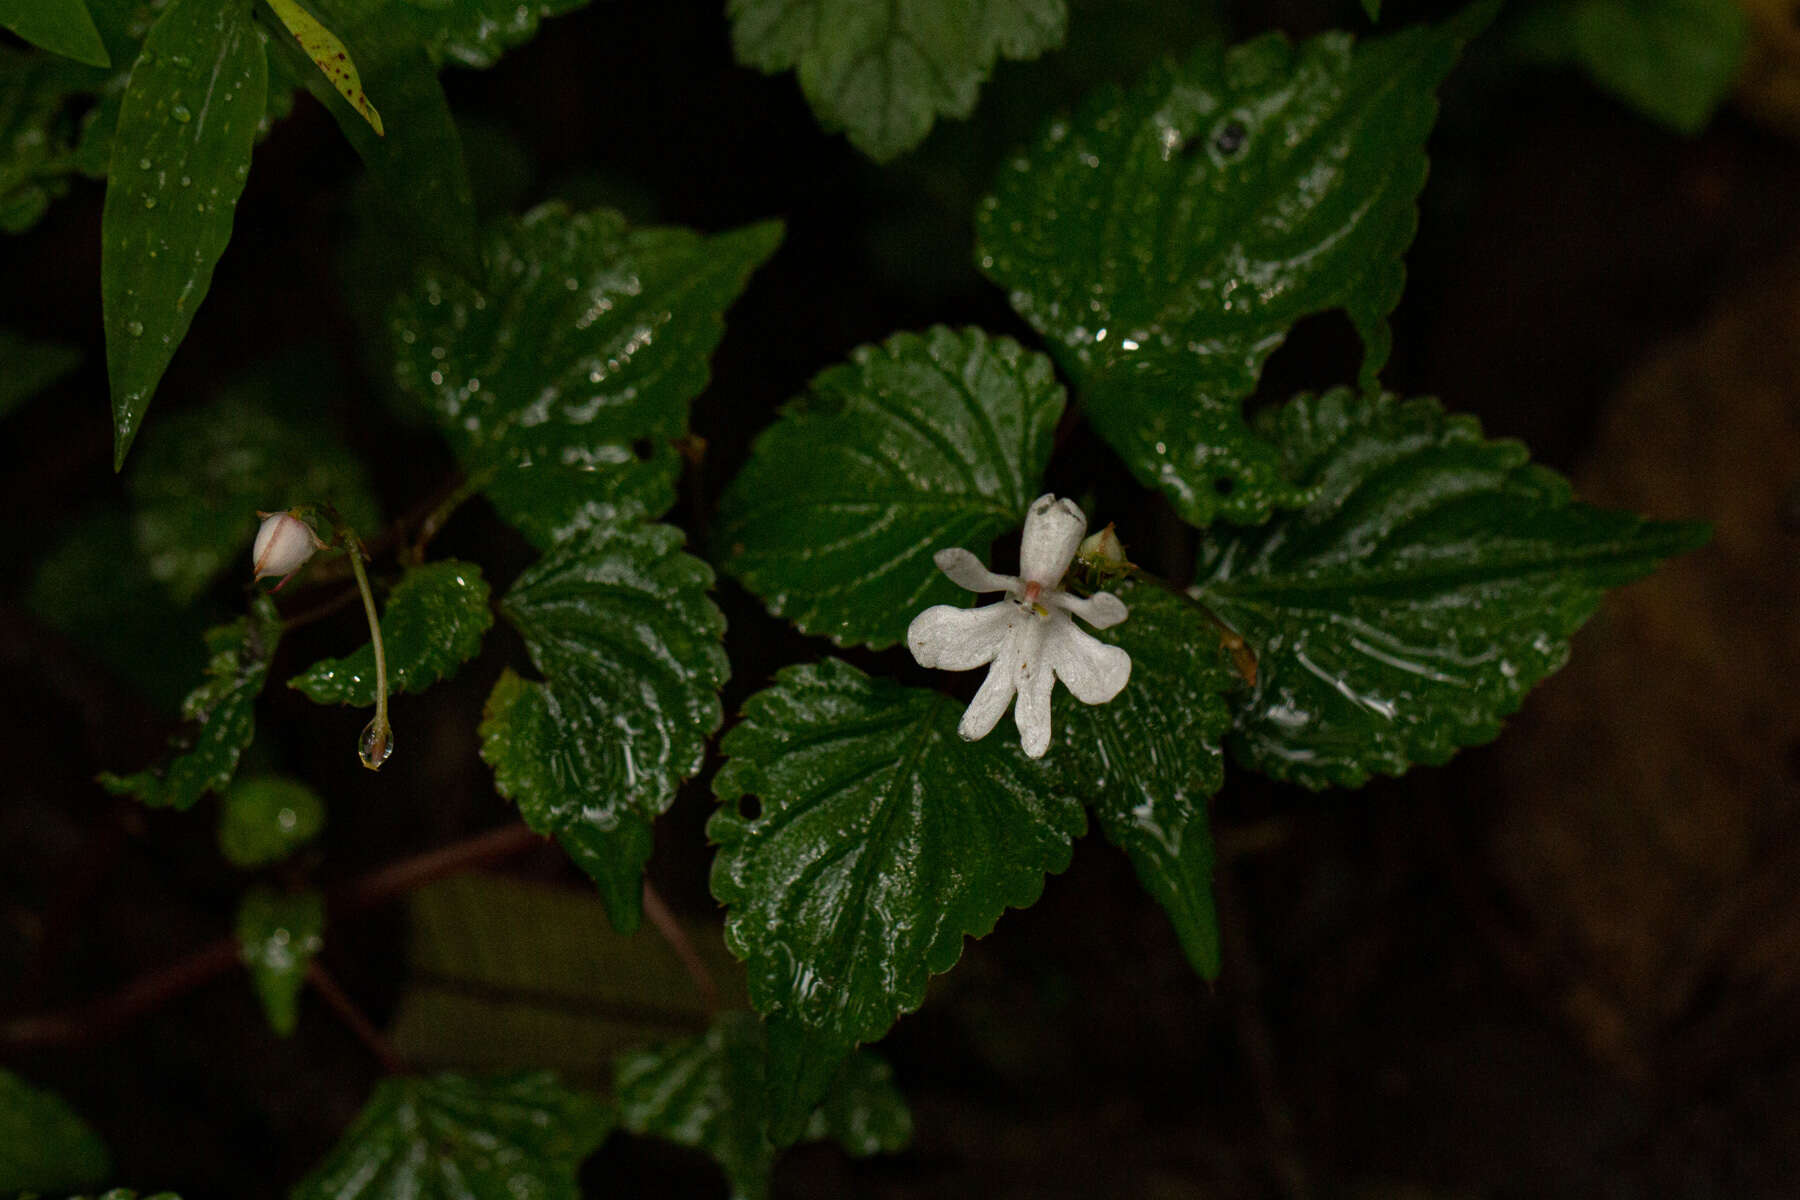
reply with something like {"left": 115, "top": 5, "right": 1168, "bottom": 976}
{"left": 290, "top": 1072, "right": 613, "bottom": 1200}
{"left": 1193, "top": 388, "right": 1710, "bottom": 788}
{"left": 710, "top": 658, "right": 1083, "bottom": 1138}
{"left": 264, "top": 0, "right": 381, "bottom": 134}
{"left": 102, "top": 0, "right": 268, "bottom": 469}
{"left": 717, "top": 326, "right": 1064, "bottom": 649}
{"left": 1058, "top": 579, "right": 1234, "bottom": 978}
{"left": 479, "top": 522, "right": 727, "bottom": 930}
{"left": 976, "top": 7, "right": 1493, "bottom": 525}
{"left": 615, "top": 1011, "right": 910, "bottom": 1200}
{"left": 126, "top": 377, "right": 381, "bottom": 604}
{"left": 1510, "top": 0, "right": 1747, "bottom": 134}
{"left": 392, "top": 205, "right": 783, "bottom": 548}
{"left": 290, "top": 559, "right": 492, "bottom": 705}
{"left": 98, "top": 594, "right": 283, "bottom": 810}
{"left": 0, "top": 1068, "right": 111, "bottom": 1193}
{"left": 218, "top": 775, "right": 326, "bottom": 868}
{"left": 0, "top": 0, "right": 108, "bottom": 67}
{"left": 729, "top": 0, "right": 1068, "bottom": 160}
{"left": 235, "top": 886, "right": 323, "bottom": 1037}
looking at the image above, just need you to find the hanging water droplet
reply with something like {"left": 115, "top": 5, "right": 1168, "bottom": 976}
{"left": 359, "top": 718, "right": 393, "bottom": 770}
{"left": 125, "top": 320, "right": 144, "bottom": 337}
{"left": 171, "top": 105, "right": 192, "bottom": 123}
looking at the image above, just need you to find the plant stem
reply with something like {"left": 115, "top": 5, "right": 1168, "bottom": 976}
{"left": 307, "top": 961, "right": 406, "bottom": 1074}
{"left": 343, "top": 538, "right": 392, "bottom": 770}
{"left": 0, "top": 823, "right": 542, "bottom": 1049}
{"left": 642, "top": 880, "right": 721, "bottom": 1013}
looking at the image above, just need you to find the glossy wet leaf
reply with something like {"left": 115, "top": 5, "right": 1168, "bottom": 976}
{"left": 0, "top": 1068, "right": 111, "bottom": 1193}
{"left": 1511, "top": 0, "right": 1746, "bottom": 134}
{"left": 1192, "top": 388, "right": 1711, "bottom": 788}
{"left": 218, "top": 775, "right": 326, "bottom": 868}
{"left": 0, "top": 329, "right": 82, "bottom": 417}
{"left": 291, "top": 560, "right": 493, "bottom": 705}
{"left": 0, "top": 0, "right": 108, "bottom": 66}
{"left": 98, "top": 594, "right": 283, "bottom": 810}
{"left": 265, "top": 0, "right": 381, "bottom": 134}
{"left": 710, "top": 658, "right": 1082, "bottom": 1139}
{"left": 729, "top": 0, "right": 1068, "bottom": 161}
{"left": 717, "top": 326, "right": 1064, "bottom": 649}
{"left": 291, "top": 1072, "right": 613, "bottom": 1200}
{"left": 126, "top": 381, "right": 380, "bottom": 604}
{"left": 616, "top": 1011, "right": 910, "bottom": 1200}
{"left": 392, "top": 874, "right": 746, "bottom": 1079}
{"left": 976, "top": 6, "right": 1492, "bottom": 526}
{"left": 235, "top": 886, "right": 323, "bottom": 1037}
{"left": 393, "top": 205, "right": 782, "bottom": 548}
{"left": 102, "top": 0, "right": 267, "bottom": 470}
{"left": 480, "top": 522, "right": 727, "bottom": 931}
{"left": 299, "top": 0, "right": 479, "bottom": 276}
{"left": 1057, "top": 580, "right": 1233, "bottom": 978}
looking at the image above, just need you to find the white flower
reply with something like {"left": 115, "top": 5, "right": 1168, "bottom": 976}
{"left": 251, "top": 510, "right": 325, "bottom": 583}
{"left": 906, "top": 494, "right": 1131, "bottom": 758}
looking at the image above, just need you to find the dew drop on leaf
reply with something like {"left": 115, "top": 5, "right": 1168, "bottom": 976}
{"left": 172, "top": 105, "right": 192, "bottom": 123}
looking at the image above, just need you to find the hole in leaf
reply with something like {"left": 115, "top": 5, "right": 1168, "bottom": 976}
{"left": 738, "top": 795, "right": 762, "bottom": 821}
{"left": 1213, "top": 477, "right": 1235, "bottom": 497}
{"left": 1213, "top": 120, "right": 1248, "bottom": 157}
{"left": 631, "top": 437, "right": 656, "bottom": 461}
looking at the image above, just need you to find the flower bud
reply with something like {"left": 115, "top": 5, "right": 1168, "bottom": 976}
{"left": 252, "top": 510, "right": 324, "bottom": 582}
{"left": 1077, "top": 522, "right": 1129, "bottom": 572}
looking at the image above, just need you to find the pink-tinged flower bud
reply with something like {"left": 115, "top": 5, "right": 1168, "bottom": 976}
{"left": 1077, "top": 522, "right": 1130, "bottom": 573}
{"left": 252, "top": 511, "right": 324, "bottom": 582}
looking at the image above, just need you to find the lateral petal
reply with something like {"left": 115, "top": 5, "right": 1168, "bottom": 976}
{"left": 907, "top": 602, "right": 1015, "bottom": 671}
{"left": 1051, "top": 589, "right": 1128, "bottom": 630}
{"left": 934, "top": 547, "right": 1017, "bottom": 594}
{"left": 1047, "top": 622, "right": 1132, "bottom": 705}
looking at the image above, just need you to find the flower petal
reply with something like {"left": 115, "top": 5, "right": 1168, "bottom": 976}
{"left": 1051, "top": 589, "right": 1128, "bottom": 630}
{"left": 1013, "top": 648, "right": 1057, "bottom": 758}
{"left": 933, "top": 548, "right": 1017, "bottom": 594}
{"left": 1046, "top": 621, "right": 1132, "bottom": 705}
{"left": 907, "top": 601, "right": 1014, "bottom": 670}
{"left": 959, "top": 662, "right": 1018, "bottom": 742}
{"left": 1019, "top": 494, "right": 1086, "bottom": 588}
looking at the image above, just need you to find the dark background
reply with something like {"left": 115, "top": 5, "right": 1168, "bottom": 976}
{"left": 3, "top": 0, "right": 1799, "bottom": 1195}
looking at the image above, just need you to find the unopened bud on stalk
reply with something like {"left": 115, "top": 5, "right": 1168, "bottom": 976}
{"left": 252, "top": 510, "right": 325, "bottom": 583}
{"left": 1077, "top": 522, "right": 1131, "bottom": 575}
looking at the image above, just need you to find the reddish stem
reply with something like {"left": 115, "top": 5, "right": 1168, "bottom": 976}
{"left": 306, "top": 960, "right": 406, "bottom": 1075}
{"left": 642, "top": 880, "right": 721, "bottom": 1013}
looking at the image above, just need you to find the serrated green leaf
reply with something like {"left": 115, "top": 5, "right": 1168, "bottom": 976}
{"left": 1510, "top": 0, "right": 1746, "bottom": 134}
{"left": 1058, "top": 579, "right": 1233, "bottom": 978}
{"left": 264, "top": 0, "right": 381, "bottom": 134}
{"left": 217, "top": 774, "right": 326, "bottom": 867}
{"left": 102, "top": 0, "right": 268, "bottom": 470}
{"left": 479, "top": 522, "right": 727, "bottom": 931}
{"left": 126, "top": 376, "right": 381, "bottom": 604}
{"left": 0, "top": 1068, "right": 111, "bottom": 1194}
{"left": 291, "top": 1072, "right": 613, "bottom": 1200}
{"left": 710, "top": 658, "right": 1082, "bottom": 1139}
{"left": 1193, "top": 388, "right": 1710, "bottom": 789}
{"left": 392, "top": 204, "right": 782, "bottom": 548}
{"left": 729, "top": 0, "right": 1068, "bottom": 160}
{"left": 290, "top": 559, "right": 492, "bottom": 705}
{"left": 98, "top": 594, "right": 283, "bottom": 810}
{"left": 0, "top": 0, "right": 109, "bottom": 66}
{"left": 299, "top": 0, "right": 479, "bottom": 277}
{"left": 235, "top": 886, "right": 323, "bottom": 1037}
{"left": 0, "top": 329, "right": 82, "bottom": 417}
{"left": 717, "top": 326, "right": 1064, "bottom": 650}
{"left": 615, "top": 1011, "right": 910, "bottom": 1200}
{"left": 976, "top": 6, "right": 1493, "bottom": 526}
